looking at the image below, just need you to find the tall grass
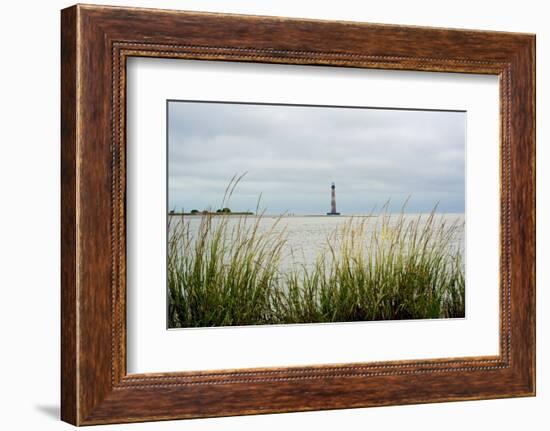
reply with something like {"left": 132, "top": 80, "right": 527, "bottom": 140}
{"left": 168, "top": 203, "right": 465, "bottom": 328}
{"left": 273, "top": 206, "right": 465, "bottom": 324}
{"left": 168, "top": 211, "right": 287, "bottom": 327}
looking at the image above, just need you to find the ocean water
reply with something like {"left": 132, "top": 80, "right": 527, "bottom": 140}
{"left": 168, "top": 214, "right": 465, "bottom": 273}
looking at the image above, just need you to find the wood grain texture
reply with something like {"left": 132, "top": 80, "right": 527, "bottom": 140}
{"left": 60, "top": 5, "right": 78, "bottom": 425}
{"left": 60, "top": 4, "right": 535, "bottom": 425}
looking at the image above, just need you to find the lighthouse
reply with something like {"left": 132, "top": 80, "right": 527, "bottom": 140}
{"left": 326, "top": 182, "right": 341, "bottom": 215}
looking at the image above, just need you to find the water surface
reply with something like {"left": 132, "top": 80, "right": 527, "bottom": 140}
{"left": 169, "top": 214, "right": 465, "bottom": 273}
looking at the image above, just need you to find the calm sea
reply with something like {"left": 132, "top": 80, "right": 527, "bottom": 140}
{"left": 169, "top": 214, "right": 465, "bottom": 273}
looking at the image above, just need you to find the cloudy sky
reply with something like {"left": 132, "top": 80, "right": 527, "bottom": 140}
{"left": 168, "top": 101, "right": 465, "bottom": 214}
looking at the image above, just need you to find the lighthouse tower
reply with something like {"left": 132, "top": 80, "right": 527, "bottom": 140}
{"left": 327, "top": 182, "right": 341, "bottom": 215}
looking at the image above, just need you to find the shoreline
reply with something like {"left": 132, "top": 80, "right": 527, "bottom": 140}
{"left": 168, "top": 213, "right": 375, "bottom": 218}
{"left": 168, "top": 213, "right": 464, "bottom": 218}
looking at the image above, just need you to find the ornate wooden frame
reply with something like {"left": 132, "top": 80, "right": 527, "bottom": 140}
{"left": 61, "top": 4, "right": 535, "bottom": 425}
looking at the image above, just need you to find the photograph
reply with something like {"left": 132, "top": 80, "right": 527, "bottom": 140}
{"left": 167, "top": 100, "right": 466, "bottom": 328}
{"left": 47, "top": 2, "right": 536, "bottom": 426}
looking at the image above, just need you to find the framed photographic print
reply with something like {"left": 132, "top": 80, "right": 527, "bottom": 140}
{"left": 61, "top": 4, "right": 535, "bottom": 425}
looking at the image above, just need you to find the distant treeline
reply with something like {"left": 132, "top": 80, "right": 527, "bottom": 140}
{"left": 169, "top": 208, "right": 254, "bottom": 216}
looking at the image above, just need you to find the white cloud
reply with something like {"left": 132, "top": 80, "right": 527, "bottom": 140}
{"left": 168, "top": 101, "right": 465, "bottom": 214}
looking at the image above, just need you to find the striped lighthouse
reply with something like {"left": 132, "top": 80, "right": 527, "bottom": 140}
{"left": 326, "top": 182, "right": 341, "bottom": 215}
